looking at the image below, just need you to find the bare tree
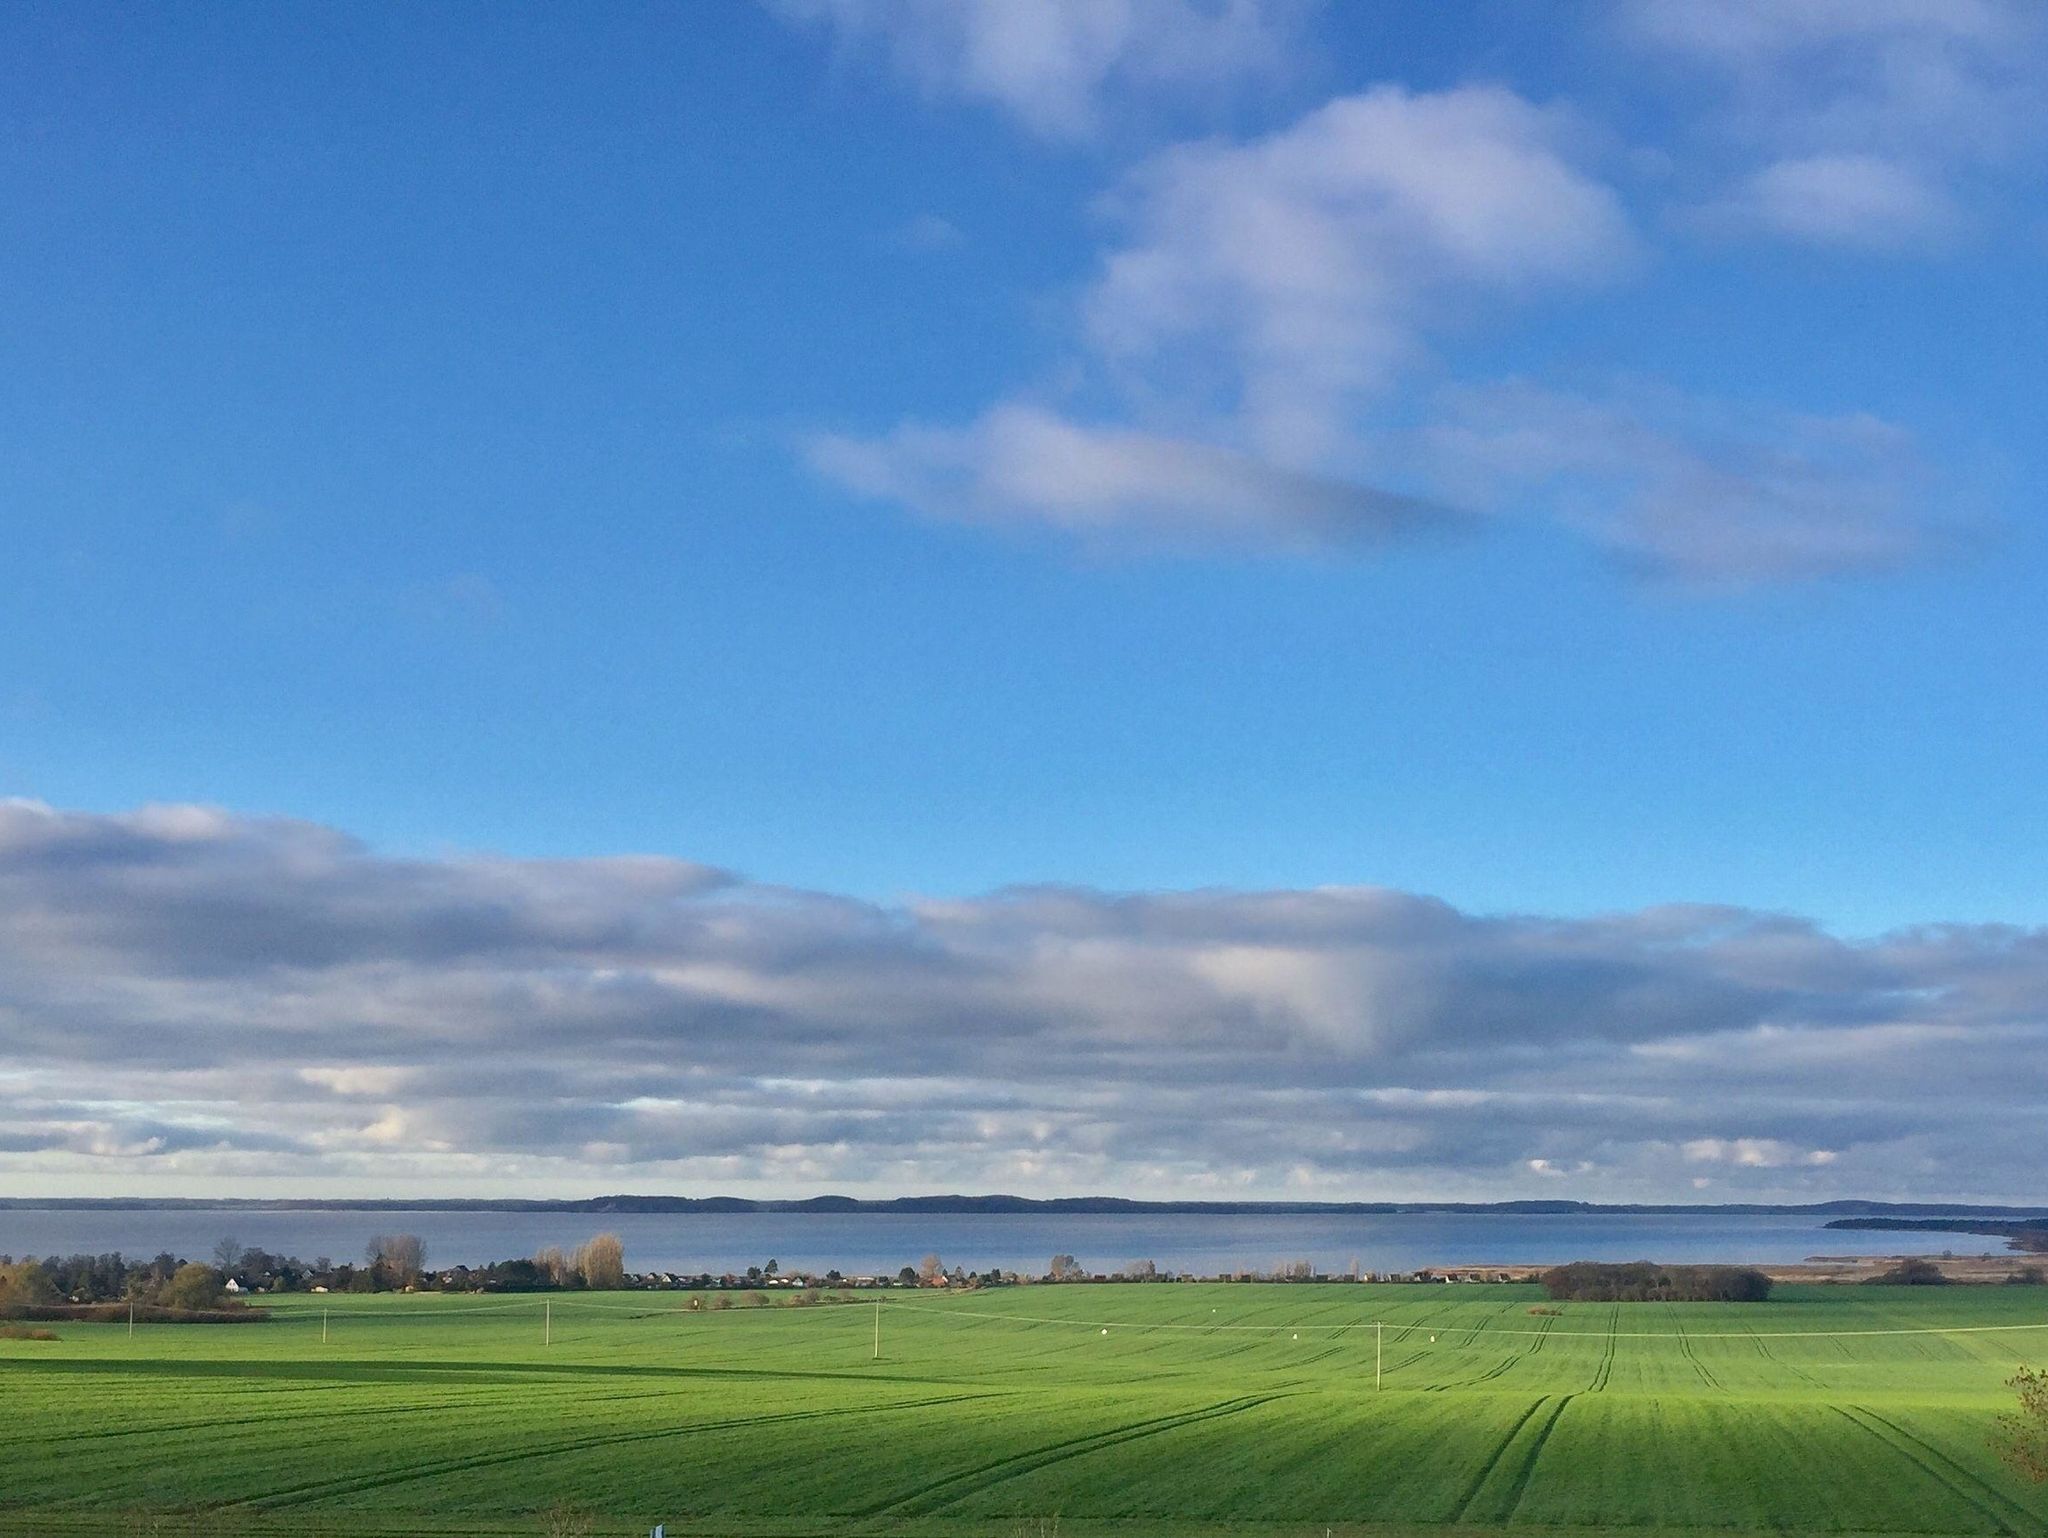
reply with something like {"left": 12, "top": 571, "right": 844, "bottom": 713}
{"left": 1049, "top": 1254, "right": 1085, "bottom": 1282}
{"left": 365, "top": 1234, "right": 426, "bottom": 1286}
{"left": 575, "top": 1232, "right": 626, "bottom": 1290}
{"left": 916, "top": 1253, "right": 944, "bottom": 1285}
{"left": 1997, "top": 1366, "right": 2048, "bottom": 1483}
{"left": 534, "top": 1245, "right": 572, "bottom": 1287}
{"left": 212, "top": 1237, "right": 243, "bottom": 1272}
{"left": 1122, "top": 1259, "right": 1158, "bottom": 1281}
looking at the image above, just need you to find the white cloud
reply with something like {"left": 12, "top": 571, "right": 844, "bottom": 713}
{"left": 1088, "top": 85, "right": 1634, "bottom": 462}
{"left": 1622, "top": 0, "right": 2044, "bottom": 248}
{"left": 1682, "top": 1137, "right": 1838, "bottom": 1169}
{"left": 298, "top": 1066, "right": 411, "bottom": 1098}
{"left": 3, "top": 802, "right": 2045, "bottom": 1199}
{"left": 1424, "top": 379, "right": 1953, "bottom": 584}
{"left": 1711, "top": 154, "right": 1959, "bottom": 249}
{"left": 810, "top": 86, "right": 1632, "bottom": 560}
{"left": 807, "top": 402, "right": 1460, "bottom": 552}
{"left": 770, "top": 0, "right": 1306, "bottom": 141}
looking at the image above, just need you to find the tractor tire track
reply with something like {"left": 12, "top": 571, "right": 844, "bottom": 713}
{"left": 1419, "top": 1303, "right": 1532, "bottom": 1390}
{"left": 1289, "top": 1321, "right": 1357, "bottom": 1368}
{"left": 1443, "top": 1395, "right": 1549, "bottom": 1523}
{"left": 1588, "top": 1307, "right": 1619, "bottom": 1393}
{"left": 862, "top": 1391, "right": 1292, "bottom": 1518}
{"left": 1500, "top": 1392, "right": 1574, "bottom": 1521}
{"left": 1673, "top": 1322, "right": 1720, "bottom": 1391}
{"left": 1438, "top": 1311, "right": 1555, "bottom": 1390}
{"left": 1746, "top": 1331, "right": 1822, "bottom": 1390}
{"left": 1840, "top": 1404, "right": 2038, "bottom": 1534}
{"left": 229, "top": 1391, "right": 1001, "bottom": 1511}
{"left": 0, "top": 1382, "right": 672, "bottom": 1453}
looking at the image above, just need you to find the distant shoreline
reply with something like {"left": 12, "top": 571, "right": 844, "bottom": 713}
{"left": 3, "top": 1194, "right": 2044, "bottom": 1217}
{"left": 1821, "top": 1215, "right": 2048, "bottom": 1253}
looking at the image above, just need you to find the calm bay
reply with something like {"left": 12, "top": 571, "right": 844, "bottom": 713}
{"left": 0, "top": 1207, "right": 2006, "bottom": 1276}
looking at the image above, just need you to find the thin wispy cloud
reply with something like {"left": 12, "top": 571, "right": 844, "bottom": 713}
{"left": 889, "top": 212, "right": 967, "bottom": 252}
{"left": 808, "top": 403, "right": 1462, "bottom": 553}
{"left": 1422, "top": 380, "right": 1959, "bottom": 585}
{"left": 1622, "top": 0, "right": 2046, "bottom": 248}
{"left": 769, "top": 0, "right": 1308, "bottom": 142}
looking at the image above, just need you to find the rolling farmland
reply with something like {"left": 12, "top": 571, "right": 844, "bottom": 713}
{"left": 2, "top": 1282, "right": 2045, "bottom": 1537}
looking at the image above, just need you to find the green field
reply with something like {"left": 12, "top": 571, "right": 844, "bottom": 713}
{"left": 2, "top": 1283, "right": 2045, "bottom": 1537}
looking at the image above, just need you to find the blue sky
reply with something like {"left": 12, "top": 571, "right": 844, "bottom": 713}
{"left": 2, "top": 2, "right": 2045, "bottom": 1199}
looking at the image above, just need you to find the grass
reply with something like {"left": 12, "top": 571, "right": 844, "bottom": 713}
{"left": 0, "top": 1282, "right": 2044, "bottom": 1536}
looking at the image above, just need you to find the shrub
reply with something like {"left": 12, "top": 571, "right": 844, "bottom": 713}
{"left": 5, "top": 1302, "right": 262, "bottom": 1325}
{"left": 1996, "top": 1366, "right": 2048, "bottom": 1483}
{"left": 1541, "top": 1262, "right": 1772, "bottom": 1303}
{"left": 1866, "top": 1258, "right": 1949, "bottom": 1286}
{"left": 537, "top": 1501, "right": 594, "bottom": 1537}
{"left": 161, "top": 1263, "right": 226, "bottom": 1311}
{"left": 0, "top": 1324, "right": 58, "bottom": 1340}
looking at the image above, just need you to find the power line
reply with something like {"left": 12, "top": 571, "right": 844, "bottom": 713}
{"left": 871, "top": 1301, "right": 2048, "bottom": 1340}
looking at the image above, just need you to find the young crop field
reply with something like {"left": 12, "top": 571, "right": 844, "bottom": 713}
{"left": 1, "top": 1282, "right": 2044, "bottom": 1537}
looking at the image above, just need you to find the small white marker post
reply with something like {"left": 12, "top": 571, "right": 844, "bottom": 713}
{"left": 545, "top": 1298, "right": 551, "bottom": 1347}
{"left": 128, "top": 1299, "right": 134, "bottom": 1338}
{"left": 873, "top": 1299, "right": 881, "bottom": 1361}
{"left": 322, "top": 1308, "right": 329, "bottom": 1345}
{"left": 1375, "top": 1321, "right": 1382, "bottom": 1390}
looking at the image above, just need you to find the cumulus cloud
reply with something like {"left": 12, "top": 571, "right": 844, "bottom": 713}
{"left": 1086, "top": 85, "right": 1633, "bottom": 462}
{"left": 807, "top": 402, "right": 1461, "bottom": 552}
{"left": 1, "top": 801, "right": 2045, "bottom": 1200}
{"left": 782, "top": 8, "right": 1982, "bottom": 588}
{"left": 809, "top": 86, "right": 1629, "bottom": 559}
{"left": 1423, "top": 379, "right": 1959, "bottom": 584}
{"left": 1622, "top": 0, "right": 2045, "bottom": 247}
{"left": 769, "top": 0, "right": 1307, "bottom": 141}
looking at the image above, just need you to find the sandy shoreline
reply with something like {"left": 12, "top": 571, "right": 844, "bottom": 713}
{"left": 1419, "top": 1252, "right": 2042, "bottom": 1285}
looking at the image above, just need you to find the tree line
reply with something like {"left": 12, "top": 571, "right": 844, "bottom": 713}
{"left": 0, "top": 1230, "right": 635, "bottom": 1310}
{"left": 1540, "top": 1262, "right": 1773, "bottom": 1303}
{"left": 0, "top": 1252, "right": 242, "bottom": 1318}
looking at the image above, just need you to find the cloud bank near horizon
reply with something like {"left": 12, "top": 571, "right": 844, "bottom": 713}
{"left": 1, "top": 800, "right": 2042, "bottom": 1202}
